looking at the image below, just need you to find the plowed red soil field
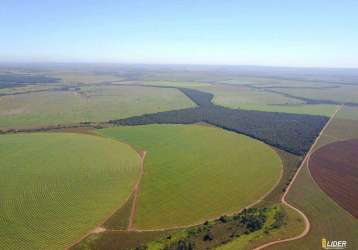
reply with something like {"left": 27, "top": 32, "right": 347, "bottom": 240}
{"left": 310, "top": 139, "right": 358, "bottom": 219}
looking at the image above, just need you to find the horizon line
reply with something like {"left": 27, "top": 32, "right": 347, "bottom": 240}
{"left": 0, "top": 61, "right": 358, "bottom": 70}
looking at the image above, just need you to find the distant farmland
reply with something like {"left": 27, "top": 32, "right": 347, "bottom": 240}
{"left": 98, "top": 124, "right": 282, "bottom": 230}
{"left": 1, "top": 67, "right": 358, "bottom": 250}
{"left": 0, "top": 85, "right": 195, "bottom": 130}
{"left": 0, "top": 133, "right": 140, "bottom": 249}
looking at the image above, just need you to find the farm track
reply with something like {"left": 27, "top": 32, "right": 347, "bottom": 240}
{"left": 65, "top": 148, "right": 146, "bottom": 250}
{"left": 1, "top": 83, "right": 335, "bottom": 249}
{"left": 253, "top": 105, "right": 342, "bottom": 250}
{"left": 128, "top": 151, "right": 147, "bottom": 231}
{"left": 102, "top": 148, "right": 284, "bottom": 233}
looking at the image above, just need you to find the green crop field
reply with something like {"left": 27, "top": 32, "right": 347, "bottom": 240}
{"left": 0, "top": 132, "right": 140, "bottom": 250}
{"left": 138, "top": 80, "right": 211, "bottom": 87}
{"left": 50, "top": 71, "right": 125, "bottom": 84}
{"left": 0, "top": 85, "right": 195, "bottom": 129}
{"left": 336, "top": 105, "right": 358, "bottom": 121}
{"left": 217, "top": 77, "right": 338, "bottom": 88}
{"left": 98, "top": 124, "right": 282, "bottom": 230}
{"left": 273, "top": 85, "right": 358, "bottom": 104}
{"left": 234, "top": 103, "right": 337, "bottom": 117}
{"left": 195, "top": 85, "right": 302, "bottom": 106}
{"left": 273, "top": 110, "right": 358, "bottom": 250}
{"left": 190, "top": 84, "right": 337, "bottom": 116}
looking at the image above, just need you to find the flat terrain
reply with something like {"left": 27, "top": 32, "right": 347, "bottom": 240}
{"left": 190, "top": 85, "right": 337, "bottom": 116}
{"left": 0, "top": 85, "right": 194, "bottom": 129}
{"left": 134, "top": 80, "right": 211, "bottom": 87}
{"left": 271, "top": 85, "right": 358, "bottom": 104}
{"left": 273, "top": 109, "right": 358, "bottom": 250}
{"left": 2, "top": 67, "right": 358, "bottom": 249}
{"left": 50, "top": 71, "right": 125, "bottom": 84}
{"left": 233, "top": 103, "right": 337, "bottom": 117}
{"left": 0, "top": 132, "right": 140, "bottom": 249}
{"left": 197, "top": 85, "right": 303, "bottom": 106}
{"left": 310, "top": 139, "right": 358, "bottom": 219}
{"left": 98, "top": 124, "right": 282, "bottom": 230}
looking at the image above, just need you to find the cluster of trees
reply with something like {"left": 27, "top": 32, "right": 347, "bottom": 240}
{"left": 111, "top": 88, "right": 327, "bottom": 155}
{"left": 163, "top": 240, "right": 195, "bottom": 250}
{"left": 237, "top": 208, "right": 267, "bottom": 232}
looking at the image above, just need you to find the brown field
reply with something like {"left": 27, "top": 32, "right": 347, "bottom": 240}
{"left": 310, "top": 139, "right": 358, "bottom": 219}
{"left": 272, "top": 113, "right": 358, "bottom": 249}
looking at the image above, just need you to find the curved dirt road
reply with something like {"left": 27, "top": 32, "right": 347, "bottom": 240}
{"left": 254, "top": 105, "right": 342, "bottom": 250}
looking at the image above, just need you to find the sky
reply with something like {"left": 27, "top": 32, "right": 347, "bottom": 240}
{"left": 1, "top": 0, "right": 358, "bottom": 68}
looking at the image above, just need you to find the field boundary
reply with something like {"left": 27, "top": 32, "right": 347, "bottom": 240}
{"left": 65, "top": 146, "right": 145, "bottom": 250}
{"left": 103, "top": 144, "right": 284, "bottom": 233}
{"left": 253, "top": 105, "right": 342, "bottom": 250}
{"left": 128, "top": 151, "right": 147, "bottom": 230}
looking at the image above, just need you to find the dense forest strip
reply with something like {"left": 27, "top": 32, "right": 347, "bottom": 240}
{"left": 177, "top": 88, "right": 214, "bottom": 107}
{"left": 111, "top": 88, "right": 328, "bottom": 155}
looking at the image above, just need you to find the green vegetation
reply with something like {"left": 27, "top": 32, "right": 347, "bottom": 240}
{"left": 0, "top": 132, "right": 140, "bottom": 250}
{"left": 216, "top": 76, "right": 337, "bottom": 88}
{"left": 274, "top": 110, "right": 358, "bottom": 250}
{"left": 98, "top": 124, "right": 282, "bottom": 229}
{"left": 0, "top": 85, "right": 195, "bottom": 129}
{"left": 103, "top": 194, "right": 134, "bottom": 230}
{"left": 336, "top": 106, "right": 358, "bottom": 121}
{"left": 214, "top": 149, "right": 305, "bottom": 250}
{"left": 234, "top": 103, "right": 337, "bottom": 117}
{"left": 137, "top": 205, "right": 286, "bottom": 250}
{"left": 2, "top": 67, "right": 357, "bottom": 250}
{"left": 50, "top": 71, "right": 124, "bottom": 84}
{"left": 201, "top": 85, "right": 303, "bottom": 106}
{"left": 0, "top": 73, "right": 60, "bottom": 88}
{"left": 72, "top": 230, "right": 170, "bottom": 250}
{"left": 272, "top": 85, "right": 358, "bottom": 104}
{"left": 259, "top": 149, "right": 302, "bottom": 204}
{"left": 140, "top": 80, "right": 211, "bottom": 87}
{"left": 216, "top": 205, "right": 304, "bottom": 250}
{"left": 190, "top": 85, "right": 337, "bottom": 116}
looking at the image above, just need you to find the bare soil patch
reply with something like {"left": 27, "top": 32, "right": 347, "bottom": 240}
{"left": 310, "top": 139, "right": 358, "bottom": 219}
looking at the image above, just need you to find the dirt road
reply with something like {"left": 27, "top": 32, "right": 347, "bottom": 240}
{"left": 253, "top": 105, "right": 342, "bottom": 250}
{"left": 127, "top": 150, "right": 147, "bottom": 231}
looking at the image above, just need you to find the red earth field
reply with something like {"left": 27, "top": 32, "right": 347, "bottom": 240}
{"left": 309, "top": 139, "right": 358, "bottom": 219}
